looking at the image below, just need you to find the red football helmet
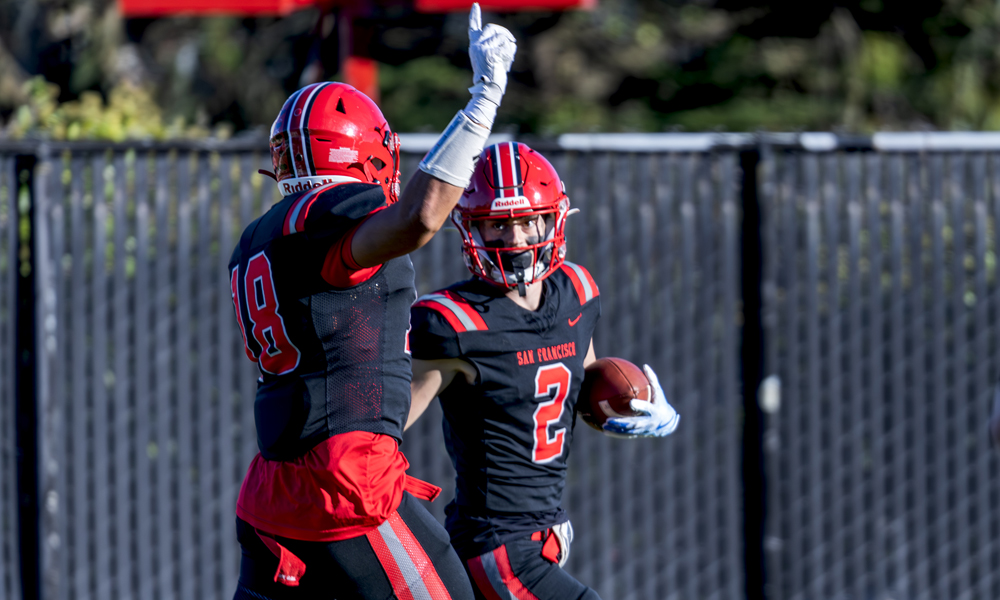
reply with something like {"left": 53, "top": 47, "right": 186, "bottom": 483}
{"left": 269, "top": 82, "right": 401, "bottom": 202}
{"left": 452, "top": 142, "right": 571, "bottom": 291}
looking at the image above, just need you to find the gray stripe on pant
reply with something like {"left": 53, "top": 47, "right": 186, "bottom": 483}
{"left": 479, "top": 550, "right": 518, "bottom": 600}
{"left": 375, "top": 519, "right": 434, "bottom": 600}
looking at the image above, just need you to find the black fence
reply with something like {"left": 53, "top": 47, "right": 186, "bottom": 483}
{"left": 1, "top": 152, "right": 23, "bottom": 600}
{"left": 0, "top": 133, "right": 998, "bottom": 600}
{"left": 760, "top": 141, "right": 1000, "bottom": 600}
{"left": 404, "top": 146, "right": 748, "bottom": 600}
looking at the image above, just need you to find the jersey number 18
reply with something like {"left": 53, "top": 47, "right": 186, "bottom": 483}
{"left": 231, "top": 253, "right": 301, "bottom": 376}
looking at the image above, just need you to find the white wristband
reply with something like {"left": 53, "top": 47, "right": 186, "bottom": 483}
{"left": 418, "top": 111, "right": 490, "bottom": 188}
{"left": 463, "top": 82, "right": 503, "bottom": 129}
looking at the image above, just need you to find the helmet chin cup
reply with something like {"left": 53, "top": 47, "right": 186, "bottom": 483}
{"left": 503, "top": 250, "right": 534, "bottom": 272}
{"left": 471, "top": 236, "right": 556, "bottom": 293}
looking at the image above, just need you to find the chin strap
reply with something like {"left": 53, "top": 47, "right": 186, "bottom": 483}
{"left": 258, "top": 169, "right": 277, "bottom": 181}
{"left": 514, "top": 268, "right": 527, "bottom": 296}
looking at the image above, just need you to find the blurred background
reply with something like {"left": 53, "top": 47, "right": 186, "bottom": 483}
{"left": 2, "top": 2, "right": 1000, "bottom": 600}
{"left": 7, "top": 0, "right": 1000, "bottom": 138}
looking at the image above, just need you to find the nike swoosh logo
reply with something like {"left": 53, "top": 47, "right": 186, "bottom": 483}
{"left": 568, "top": 314, "right": 582, "bottom": 327}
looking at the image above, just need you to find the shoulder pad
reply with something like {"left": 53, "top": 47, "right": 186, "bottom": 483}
{"left": 283, "top": 182, "right": 383, "bottom": 236}
{"left": 412, "top": 290, "right": 488, "bottom": 333}
{"left": 559, "top": 262, "right": 599, "bottom": 305}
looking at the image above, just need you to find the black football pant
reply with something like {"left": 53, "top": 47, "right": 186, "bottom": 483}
{"left": 234, "top": 492, "right": 474, "bottom": 600}
{"left": 464, "top": 537, "right": 601, "bottom": 600}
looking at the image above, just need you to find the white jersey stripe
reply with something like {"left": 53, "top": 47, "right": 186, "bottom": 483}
{"left": 375, "top": 520, "right": 434, "bottom": 600}
{"left": 285, "top": 184, "right": 327, "bottom": 235}
{"left": 286, "top": 195, "right": 310, "bottom": 235}
{"left": 417, "top": 293, "right": 483, "bottom": 331}
{"left": 479, "top": 551, "right": 517, "bottom": 600}
{"left": 563, "top": 261, "right": 594, "bottom": 302}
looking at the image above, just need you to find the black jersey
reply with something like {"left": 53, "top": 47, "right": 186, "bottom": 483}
{"left": 229, "top": 182, "right": 415, "bottom": 461}
{"left": 408, "top": 262, "right": 600, "bottom": 555}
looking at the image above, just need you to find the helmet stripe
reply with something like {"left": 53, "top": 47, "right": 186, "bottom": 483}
{"left": 297, "top": 82, "right": 329, "bottom": 176}
{"left": 286, "top": 82, "right": 325, "bottom": 178}
{"left": 500, "top": 142, "right": 514, "bottom": 198}
{"left": 492, "top": 142, "right": 524, "bottom": 200}
{"left": 283, "top": 86, "right": 309, "bottom": 178}
{"left": 510, "top": 142, "right": 523, "bottom": 187}
{"left": 503, "top": 142, "right": 517, "bottom": 198}
{"left": 490, "top": 143, "right": 504, "bottom": 196}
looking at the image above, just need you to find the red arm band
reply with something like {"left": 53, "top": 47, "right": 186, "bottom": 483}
{"left": 320, "top": 207, "right": 387, "bottom": 287}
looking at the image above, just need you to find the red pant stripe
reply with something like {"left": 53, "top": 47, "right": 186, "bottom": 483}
{"left": 469, "top": 545, "right": 541, "bottom": 600}
{"left": 491, "top": 545, "right": 540, "bottom": 600}
{"left": 467, "top": 555, "right": 507, "bottom": 600}
{"left": 366, "top": 520, "right": 419, "bottom": 600}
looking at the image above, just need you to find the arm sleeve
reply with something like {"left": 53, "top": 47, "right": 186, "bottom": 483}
{"left": 408, "top": 306, "right": 463, "bottom": 360}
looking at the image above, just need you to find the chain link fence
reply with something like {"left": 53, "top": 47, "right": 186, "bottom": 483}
{"left": 0, "top": 153, "right": 23, "bottom": 600}
{"left": 760, "top": 142, "right": 1000, "bottom": 600}
{"left": 0, "top": 138, "right": 746, "bottom": 600}
{"left": 2, "top": 133, "right": 1000, "bottom": 600}
{"left": 402, "top": 147, "right": 748, "bottom": 600}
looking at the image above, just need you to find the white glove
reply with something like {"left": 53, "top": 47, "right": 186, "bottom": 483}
{"left": 603, "top": 365, "right": 680, "bottom": 438}
{"left": 552, "top": 521, "right": 573, "bottom": 568}
{"left": 463, "top": 3, "right": 516, "bottom": 128}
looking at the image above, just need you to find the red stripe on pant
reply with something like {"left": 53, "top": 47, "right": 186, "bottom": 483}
{"left": 467, "top": 545, "right": 540, "bottom": 600}
{"left": 366, "top": 511, "right": 452, "bottom": 600}
{"left": 467, "top": 558, "right": 505, "bottom": 600}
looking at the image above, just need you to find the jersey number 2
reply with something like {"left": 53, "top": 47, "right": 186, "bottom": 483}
{"left": 231, "top": 253, "right": 301, "bottom": 375}
{"left": 532, "top": 363, "right": 571, "bottom": 464}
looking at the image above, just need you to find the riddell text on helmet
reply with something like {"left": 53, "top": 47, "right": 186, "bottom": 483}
{"left": 490, "top": 197, "right": 531, "bottom": 211}
{"left": 282, "top": 178, "right": 342, "bottom": 195}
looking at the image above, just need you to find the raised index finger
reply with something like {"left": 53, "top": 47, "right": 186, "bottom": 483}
{"left": 469, "top": 2, "right": 482, "bottom": 33}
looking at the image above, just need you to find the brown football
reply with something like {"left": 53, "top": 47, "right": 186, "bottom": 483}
{"left": 578, "top": 357, "right": 651, "bottom": 431}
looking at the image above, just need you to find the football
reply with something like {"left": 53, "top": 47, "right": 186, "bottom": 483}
{"left": 578, "top": 357, "right": 651, "bottom": 430}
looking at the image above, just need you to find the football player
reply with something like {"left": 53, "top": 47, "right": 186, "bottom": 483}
{"left": 228, "top": 5, "right": 515, "bottom": 598}
{"left": 406, "top": 142, "right": 681, "bottom": 600}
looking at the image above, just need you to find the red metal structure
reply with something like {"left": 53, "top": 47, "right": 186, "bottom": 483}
{"left": 118, "top": 0, "right": 593, "bottom": 16}
{"left": 119, "top": 0, "right": 332, "bottom": 17}
{"left": 118, "top": 0, "right": 593, "bottom": 109}
{"left": 415, "top": 0, "right": 594, "bottom": 11}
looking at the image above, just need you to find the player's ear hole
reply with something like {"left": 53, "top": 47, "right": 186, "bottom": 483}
{"left": 370, "top": 157, "right": 386, "bottom": 171}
